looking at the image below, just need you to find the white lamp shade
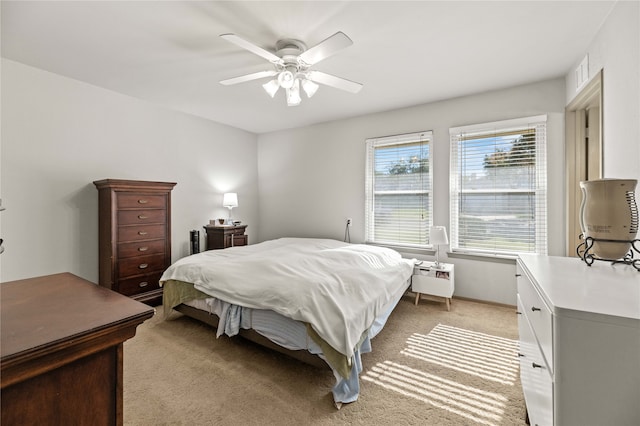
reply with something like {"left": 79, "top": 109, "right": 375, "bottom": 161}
{"left": 286, "top": 80, "right": 301, "bottom": 106}
{"left": 430, "top": 226, "right": 449, "bottom": 245}
{"left": 262, "top": 79, "right": 280, "bottom": 98}
{"left": 301, "top": 79, "right": 319, "bottom": 98}
{"left": 222, "top": 192, "right": 238, "bottom": 208}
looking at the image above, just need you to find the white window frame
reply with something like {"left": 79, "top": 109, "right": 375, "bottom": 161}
{"left": 365, "top": 131, "right": 433, "bottom": 249}
{"left": 449, "top": 116, "right": 548, "bottom": 257}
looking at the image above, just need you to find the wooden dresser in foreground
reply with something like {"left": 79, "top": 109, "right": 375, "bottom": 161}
{"left": 1, "top": 273, "right": 154, "bottom": 426}
{"left": 94, "top": 179, "right": 176, "bottom": 306}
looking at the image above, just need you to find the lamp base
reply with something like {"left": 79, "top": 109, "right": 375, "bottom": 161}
{"left": 433, "top": 246, "right": 445, "bottom": 269}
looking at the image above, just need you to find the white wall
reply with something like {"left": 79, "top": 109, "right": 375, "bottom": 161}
{"left": 1, "top": 59, "right": 259, "bottom": 282}
{"left": 566, "top": 0, "right": 640, "bottom": 182}
{"left": 3, "top": 0, "right": 634, "bottom": 302}
{"left": 258, "top": 78, "right": 566, "bottom": 305}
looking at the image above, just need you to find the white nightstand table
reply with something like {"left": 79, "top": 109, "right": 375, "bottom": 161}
{"left": 411, "top": 262, "right": 455, "bottom": 310}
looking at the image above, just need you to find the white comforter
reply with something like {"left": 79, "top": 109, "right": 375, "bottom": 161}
{"left": 160, "top": 238, "right": 414, "bottom": 358}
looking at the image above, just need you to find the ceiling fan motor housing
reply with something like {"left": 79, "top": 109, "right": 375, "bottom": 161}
{"left": 276, "top": 39, "right": 310, "bottom": 75}
{"left": 276, "top": 39, "right": 307, "bottom": 57}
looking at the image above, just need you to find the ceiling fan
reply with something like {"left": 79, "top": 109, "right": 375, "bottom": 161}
{"left": 219, "top": 32, "right": 363, "bottom": 106}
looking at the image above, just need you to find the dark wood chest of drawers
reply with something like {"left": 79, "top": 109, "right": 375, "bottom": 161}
{"left": 94, "top": 179, "right": 176, "bottom": 305}
{"left": 203, "top": 224, "right": 248, "bottom": 250}
{"left": 1, "top": 273, "right": 154, "bottom": 426}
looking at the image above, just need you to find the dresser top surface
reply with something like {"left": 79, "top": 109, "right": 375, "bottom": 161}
{"left": 1, "top": 273, "right": 155, "bottom": 359}
{"left": 518, "top": 254, "right": 640, "bottom": 320}
{"left": 93, "top": 179, "right": 176, "bottom": 191}
{"left": 204, "top": 224, "right": 248, "bottom": 230}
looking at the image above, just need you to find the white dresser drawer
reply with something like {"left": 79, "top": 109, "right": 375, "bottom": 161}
{"left": 518, "top": 296, "right": 553, "bottom": 426}
{"left": 517, "top": 265, "right": 553, "bottom": 372}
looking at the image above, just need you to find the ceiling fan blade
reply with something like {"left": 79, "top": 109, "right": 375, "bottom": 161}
{"left": 220, "top": 70, "right": 278, "bottom": 86}
{"left": 220, "top": 34, "right": 283, "bottom": 65}
{"left": 298, "top": 32, "right": 353, "bottom": 66}
{"left": 307, "top": 70, "right": 363, "bottom": 94}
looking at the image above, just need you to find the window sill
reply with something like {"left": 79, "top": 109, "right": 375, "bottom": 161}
{"left": 365, "top": 242, "right": 435, "bottom": 256}
{"left": 447, "top": 250, "right": 518, "bottom": 264}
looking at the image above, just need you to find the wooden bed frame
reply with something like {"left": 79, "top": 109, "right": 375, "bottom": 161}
{"left": 174, "top": 303, "right": 329, "bottom": 369}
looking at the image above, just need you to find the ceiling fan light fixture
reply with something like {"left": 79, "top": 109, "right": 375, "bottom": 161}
{"left": 301, "top": 79, "right": 319, "bottom": 98}
{"left": 286, "top": 80, "right": 301, "bottom": 106}
{"left": 262, "top": 79, "right": 280, "bottom": 98}
{"left": 278, "top": 70, "right": 295, "bottom": 89}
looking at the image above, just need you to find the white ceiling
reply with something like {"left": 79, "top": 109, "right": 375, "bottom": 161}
{"left": 1, "top": 1, "right": 616, "bottom": 134}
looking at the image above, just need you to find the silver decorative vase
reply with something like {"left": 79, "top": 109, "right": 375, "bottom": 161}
{"left": 579, "top": 179, "right": 639, "bottom": 259}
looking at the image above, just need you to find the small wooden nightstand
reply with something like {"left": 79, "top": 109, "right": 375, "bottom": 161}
{"left": 411, "top": 262, "right": 455, "bottom": 310}
{"left": 203, "top": 224, "right": 248, "bottom": 250}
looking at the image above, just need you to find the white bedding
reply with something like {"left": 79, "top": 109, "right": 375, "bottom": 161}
{"left": 160, "top": 238, "right": 414, "bottom": 359}
{"left": 180, "top": 281, "right": 410, "bottom": 405}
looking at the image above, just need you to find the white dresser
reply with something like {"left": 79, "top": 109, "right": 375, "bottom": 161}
{"left": 516, "top": 254, "right": 640, "bottom": 426}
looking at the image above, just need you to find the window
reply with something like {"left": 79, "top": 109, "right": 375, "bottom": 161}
{"left": 365, "top": 131, "right": 433, "bottom": 248}
{"left": 450, "top": 116, "right": 547, "bottom": 256}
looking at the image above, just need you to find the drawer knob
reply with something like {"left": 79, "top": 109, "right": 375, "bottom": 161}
{"left": 138, "top": 215, "right": 148, "bottom": 220}
{"left": 515, "top": 274, "right": 521, "bottom": 277}
{"left": 138, "top": 246, "right": 148, "bottom": 252}
{"left": 516, "top": 311, "right": 522, "bottom": 315}
{"left": 531, "top": 306, "right": 541, "bottom": 312}
{"left": 139, "top": 263, "right": 149, "bottom": 269}
{"left": 518, "top": 352, "right": 525, "bottom": 357}
{"left": 532, "top": 362, "right": 544, "bottom": 369}
{"left": 139, "top": 281, "right": 149, "bottom": 288}
{"left": 138, "top": 199, "right": 148, "bottom": 204}
{"left": 138, "top": 231, "right": 148, "bottom": 236}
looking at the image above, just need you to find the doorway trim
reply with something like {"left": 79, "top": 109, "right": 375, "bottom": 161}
{"left": 565, "top": 70, "right": 603, "bottom": 256}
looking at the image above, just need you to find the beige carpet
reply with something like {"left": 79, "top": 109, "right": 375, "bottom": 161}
{"left": 123, "top": 295, "right": 526, "bottom": 425}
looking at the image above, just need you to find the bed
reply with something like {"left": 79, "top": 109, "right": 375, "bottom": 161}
{"left": 159, "top": 237, "right": 414, "bottom": 407}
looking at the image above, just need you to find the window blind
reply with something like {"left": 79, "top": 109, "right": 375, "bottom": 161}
{"left": 365, "top": 131, "right": 433, "bottom": 248}
{"left": 450, "top": 116, "right": 547, "bottom": 256}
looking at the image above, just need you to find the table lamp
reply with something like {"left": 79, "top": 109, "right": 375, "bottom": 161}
{"left": 430, "top": 226, "right": 449, "bottom": 268}
{"left": 222, "top": 192, "right": 238, "bottom": 224}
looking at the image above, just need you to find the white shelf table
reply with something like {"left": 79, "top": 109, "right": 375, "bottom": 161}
{"left": 411, "top": 262, "right": 455, "bottom": 310}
